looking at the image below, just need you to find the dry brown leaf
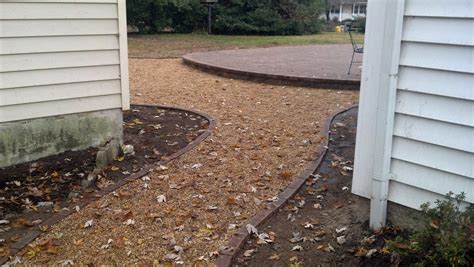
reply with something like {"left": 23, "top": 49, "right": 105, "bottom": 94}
{"left": 36, "top": 238, "right": 52, "bottom": 247}
{"left": 353, "top": 246, "right": 368, "bottom": 257}
{"left": 14, "top": 217, "right": 30, "bottom": 227}
{"left": 118, "top": 191, "right": 133, "bottom": 198}
{"left": 0, "top": 247, "right": 10, "bottom": 257}
{"left": 47, "top": 244, "right": 59, "bottom": 254}
{"left": 317, "top": 243, "right": 335, "bottom": 252}
{"left": 122, "top": 211, "right": 133, "bottom": 220}
{"left": 280, "top": 171, "right": 294, "bottom": 179}
{"left": 226, "top": 196, "right": 238, "bottom": 205}
{"left": 268, "top": 253, "right": 280, "bottom": 261}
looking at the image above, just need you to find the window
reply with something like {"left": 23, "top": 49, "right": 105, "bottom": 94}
{"left": 330, "top": 5, "right": 340, "bottom": 14}
{"left": 353, "top": 3, "right": 367, "bottom": 16}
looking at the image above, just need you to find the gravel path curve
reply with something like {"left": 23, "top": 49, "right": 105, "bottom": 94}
{"left": 19, "top": 59, "right": 358, "bottom": 265}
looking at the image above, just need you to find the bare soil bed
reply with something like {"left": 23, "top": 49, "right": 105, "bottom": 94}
{"left": 0, "top": 105, "right": 209, "bottom": 260}
{"left": 233, "top": 108, "right": 414, "bottom": 267}
{"left": 13, "top": 59, "right": 358, "bottom": 265}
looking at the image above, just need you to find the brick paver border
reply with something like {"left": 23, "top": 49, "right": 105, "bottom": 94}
{"left": 183, "top": 57, "right": 360, "bottom": 90}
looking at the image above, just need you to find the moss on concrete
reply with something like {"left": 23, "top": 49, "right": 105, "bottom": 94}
{"left": 0, "top": 109, "right": 123, "bottom": 168}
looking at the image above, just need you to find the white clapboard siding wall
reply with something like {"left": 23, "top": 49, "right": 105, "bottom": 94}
{"left": 353, "top": 0, "right": 474, "bottom": 216}
{"left": 0, "top": 0, "right": 129, "bottom": 123}
{"left": 389, "top": 0, "right": 474, "bottom": 207}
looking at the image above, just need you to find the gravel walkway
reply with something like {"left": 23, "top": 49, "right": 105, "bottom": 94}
{"left": 19, "top": 59, "right": 358, "bottom": 265}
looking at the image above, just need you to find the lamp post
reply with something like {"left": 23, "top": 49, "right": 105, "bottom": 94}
{"left": 200, "top": 0, "right": 218, "bottom": 35}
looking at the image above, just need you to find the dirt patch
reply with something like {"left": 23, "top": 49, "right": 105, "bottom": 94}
{"left": 0, "top": 105, "right": 209, "bottom": 258}
{"left": 13, "top": 59, "right": 358, "bottom": 265}
{"left": 233, "top": 108, "right": 369, "bottom": 265}
{"left": 232, "top": 108, "right": 420, "bottom": 266}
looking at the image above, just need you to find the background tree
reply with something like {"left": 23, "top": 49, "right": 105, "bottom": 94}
{"left": 126, "top": 0, "right": 325, "bottom": 35}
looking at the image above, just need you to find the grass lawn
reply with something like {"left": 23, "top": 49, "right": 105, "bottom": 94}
{"left": 128, "top": 32, "right": 364, "bottom": 58}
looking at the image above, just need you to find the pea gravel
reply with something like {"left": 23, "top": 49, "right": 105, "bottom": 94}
{"left": 18, "top": 59, "right": 358, "bottom": 265}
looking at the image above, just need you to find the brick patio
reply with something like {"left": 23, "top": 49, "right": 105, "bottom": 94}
{"left": 183, "top": 44, "right": 362, "bottom": 89}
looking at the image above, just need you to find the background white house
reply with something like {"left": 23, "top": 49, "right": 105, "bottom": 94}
{"left": 325, "top": 0, "right": 367, "bottom": 22}
{"left": 0, "top": 0, "right": 130, "bottom": 167}
{"left": 352, "top": 0, "right": 473, "bottom": 229}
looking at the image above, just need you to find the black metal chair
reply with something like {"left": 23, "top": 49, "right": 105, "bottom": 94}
{"left": 348, "top": 28, "right": 363, "bottom": 75}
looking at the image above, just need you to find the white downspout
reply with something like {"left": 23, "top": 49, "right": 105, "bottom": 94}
{"left": 357, "top": 0, "right": 406, "bottom": 229}
{"left": 370, "top": 0, "right": 405, "bottom": 229}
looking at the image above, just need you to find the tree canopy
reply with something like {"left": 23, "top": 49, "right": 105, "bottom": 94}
{"left": 127, "top": 0, "right": 325, "bottom": 35}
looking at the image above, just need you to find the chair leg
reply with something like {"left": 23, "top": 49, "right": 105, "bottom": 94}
{"left": 348, "top": 51, "right": 355, "bottom": 75}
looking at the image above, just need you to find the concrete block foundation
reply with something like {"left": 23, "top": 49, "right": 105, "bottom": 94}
{"left": 0, "top": 109, "right": 123, "bottom": 168}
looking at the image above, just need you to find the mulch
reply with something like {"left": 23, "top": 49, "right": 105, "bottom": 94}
{"left": 0, "top": 105, "right": 210, "bottom": 260}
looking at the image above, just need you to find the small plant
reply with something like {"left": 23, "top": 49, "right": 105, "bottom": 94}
{"left": 388, "top": 192, "right": 474, "bottom": 266}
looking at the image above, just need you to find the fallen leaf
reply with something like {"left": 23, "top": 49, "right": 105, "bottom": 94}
{"left": 380, "top": 246, "right": 391, "bottom": 254}
{"left": 246, "top": 224, "right": 258, "bottom": 235}
{"left": 336, "top": 236, "right": 346, "bottom": 245}
{"left": 353, "top": 246, "right": 368, "bottom": 257}
{"left": 268, "top": 253, "right": 280, "bottom": 261}
{"left": 47, "top": 244, "right": 59, "bottom": 254}
{"left": 317, "top": 243, "right": 335, "bottom": 252}
{"left": 111, "top": 166, "right": 120, "bottom": 171}
{"left": 292, "top": 245, "right": 303, "bottom": 251}
{"left": 0, "top": 247, "right": 10, "bottom": 257}
{"left": 196, "top": 227, "right": 213, "bottom": 238}
{"left": 243, "top": 249, "right": 256, "bottom": 257}
{"left": 226, "top": 196, "right": 238, "bottom": 205}
{"left": 123, "top": 219, "right": 135, "bottom": 226}
{"left": 118, "top": 191, "right": 132, "bottom": 198}
{"left": 280, "top": 171, "right": 294, "bottom": 179}
{"left": 174, "top": 245, "right": 184, "bottom": 254}
{"left": 157, "top": 165, "right": 169, "bottom": 171}
{"left": 342, "top": 166, "right": 353, "bottom": 172}
{"left": 207, "top": 205, "right": 218, "bottom": 211}
{"left": 257, "top": 233, "right": 274, "bottom": 244}
{"left": 83, "top": 220, "right": 93, "bottom": 229}
{"left": 157, "top": 195, "right": 167, "bottom": 203}
{"left": 366, "top": 248, "right": 377, "bottom": 258}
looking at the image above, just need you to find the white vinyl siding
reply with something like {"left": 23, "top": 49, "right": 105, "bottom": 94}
{"left": 0, "top": 35, "right": 119, "bottom": 55}
{"left": 353, "top": 0, "right": 474, "bottom": 212}
{"left": 0, "top": 0, "right": 128, "bottom": 123}
{"left": 0, "top": 3, "right": 118, "bottom": 19}
{"left": 391, "top": 0, "right": 474, "bottom": 210}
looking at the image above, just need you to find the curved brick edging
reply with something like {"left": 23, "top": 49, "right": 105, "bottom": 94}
{"left": 1, "top": 104, "right": 216, "bottom": 265}
{"left": 215, "top": 104, "right": 358, "bottom": 267}
{"left": 182, "top": 47, "right": 361, "bottom": 90}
